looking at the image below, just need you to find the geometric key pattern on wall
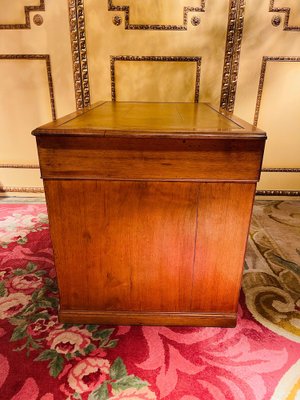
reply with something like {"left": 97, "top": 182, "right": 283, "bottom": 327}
{"left": 0, "top": 0, "right": 299, "bottom": 196}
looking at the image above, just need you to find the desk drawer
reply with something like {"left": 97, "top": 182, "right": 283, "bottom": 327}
{"left": 37, "top": 136, "right": 264, "bottom": 182}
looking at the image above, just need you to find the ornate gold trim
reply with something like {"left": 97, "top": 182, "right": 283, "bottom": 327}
{"left": 108, "top": 0, "right": 205, "bottom": 30}
{"left": 33, "top": 14, "right": 43, "bottom": 26}
{"left": 0, "top": 186, "right": 44, "bottom": 193}
{"left": 269, "top": 0, "right": 300, "bottom": 31}
{"left": 220, "top": 0, "right": 245, "bottom": 112}
{"left": 68, "top": 0, "right": 90, "bottom": 109}
{"left": 256, "top": 190, "right": 300, "bottom": 196}
{"left": 0, "top": 54, "right": 56, "bottom": 120}
{"left": 113, "top": 15, "right": 122, "bottom": 26}
{"left": 254, "top": 56, "right": 300, "bottom": 126}
{"left": 110, "top": 55, "right": 201, "bottom": 102}
{"left": 191, "top": 16, "right": 201, "bottom": 27}
{"left": 0, "top": 0, "right": 45, "bottom": 30}
{"left": 0, "top": 164, "right": 39, "bottom": 169}
{"left": 262, "top": 168, "right": 300, "bottom": 172}
{"left": 271, "top": 15, "right": 282, "bottom": 27}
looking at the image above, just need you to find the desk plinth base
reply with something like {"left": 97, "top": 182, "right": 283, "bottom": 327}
{"left": 59, "top": 309, "right": 237, "bottom": 327}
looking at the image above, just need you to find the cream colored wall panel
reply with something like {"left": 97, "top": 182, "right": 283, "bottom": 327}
{"left": 234, "top": 0, "right": 300, "bottom": 192}
{"left": 257, "top": 172, "right": 300, "bottom": 192}
{"left": 84, "top": 0, "right": 228, "bottom": 106}
{"left": 255, "top": 61, "right": 300, "bottom": 168}
{"left": 0, "top": 0, "right": 76, "bottom": 193}
{"left": 0, "top": 167, "right": 42, "bottom": 190}
{"left": 0, "top": 2, "right": 76, "bottom": 118}
{"left": 0, "top": 0, "right": 41, "bottom": 25}
{"left": 114, "top": 59, "right": 198, "bottom": 102}
{"left": 235, "top": 0, "right": 300, "bottom": 123}
{"left": 0, "top": 58, "right": 52, "bottom": 163}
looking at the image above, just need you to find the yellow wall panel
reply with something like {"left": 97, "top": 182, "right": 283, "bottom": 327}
{"left": 114, "top": 59, "right": 198, "bottom": 102}
{"left": 258, "top": 172, "right": 300, "bottom": 192}
{"left": 0, "top": 0, "right": 41, "bottom": 25}
{"left": 0, "top": 58, "right": 52, "bottom": 164}
{"left": 0, "top": 0, "right": 76, "bottom": 194}
{"left": 84, "top": 0, "right": 228, "bottom": 106}
{"left": 256, "top": 61, "right": 300, "bottom": 168}
{"left": 234, "top": 0, "right": 300, "bottom": 193}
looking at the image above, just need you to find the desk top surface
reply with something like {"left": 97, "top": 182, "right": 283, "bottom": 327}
{"left": 33, "top": 102, "right": 266, "bottom": 139}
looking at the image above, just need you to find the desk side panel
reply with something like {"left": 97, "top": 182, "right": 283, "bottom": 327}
{"left": 44, "top": 180, "right": 198, "bottom": 313}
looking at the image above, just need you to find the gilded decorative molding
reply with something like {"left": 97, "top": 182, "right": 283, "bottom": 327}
{"left": 0, "top": 164, "right": 39, "bottom": 169}
{"left": 113, "top": 15, "right": 122, "bottom": 26}
{"left": 220, "top": 0, "right": 245, "bottom": 112}
{"left": 271, "top": 15, "right": 282, "bottom": 27}
{"left": 0, "top": 54, "right": 56, "bottom": 120}
{"left": 256, "top": 190, "right": 300, "bottom": 196}
{"left": 191, "top": 16, "right": 201, "bottom": 26}
{"left": 108, "top": 0, "right": 205, "bottom": 30}
{"left": 0, "top": 186, "right": 44, "bottom": 193}
{"left": 33, "top": 14, "right": 44, "bottom": 26}
{"left": 68, "top": 0, "right": 90, "bottom": 109}
{"left": 0, "top": 0, "right": 45, "bottom": 30}
{"left": 262, "top": 168, "right": 300, "bottom": 172}
{"left": 269, "top": 0, "right": 300, "bottom": 31}
{"left": 254, "top": 56, "right": 300, "bottom": 126}
{"left": 110, "top": 55, "right": 201, "bottom": 102}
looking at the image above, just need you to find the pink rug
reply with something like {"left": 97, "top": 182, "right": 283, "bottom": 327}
{"left": 0, "top": 203, "right": 299, "bottom": 399}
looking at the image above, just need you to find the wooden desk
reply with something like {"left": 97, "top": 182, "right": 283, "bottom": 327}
{"left": 33, "top": 102, "right": 266, "bottom": 327}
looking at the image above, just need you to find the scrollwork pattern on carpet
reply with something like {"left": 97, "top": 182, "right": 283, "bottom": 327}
{"left": 244, "top": 201, "right": 300, "bottom": 342}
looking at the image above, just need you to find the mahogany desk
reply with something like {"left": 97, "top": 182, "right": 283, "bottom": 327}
{"left": 33, "top": 102, "right": 266, "bottom": 327}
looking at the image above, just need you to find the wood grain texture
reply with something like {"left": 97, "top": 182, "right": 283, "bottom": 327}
{"left": 59, "top": 310, "right": 237, "bottom": 327}
{"left": 34, "top": 101, "right": 266, "bottom": 326}
{"left": 45, "top": 180, "right": 198, "bottom": 312}
{"left": 37, "top": 136, "right": 264, "bottom": 182}
{"left": 191, "top": 183, "right": 256, "bottom": 313}
{"left": 32, "top": 102, "right": 266, "bottom": 137}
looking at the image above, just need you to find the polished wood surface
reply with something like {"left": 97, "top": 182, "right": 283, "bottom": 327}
{"left": 37, "top": 136, "right": 264, "bottom": 182}
{"left": 34, "top": 101, "right": 266, "bottom": 326}
{"left": 45, "top": 181, "right": 197, "bottom": 312}
{"left": 191, "top": 183, "right": 256, "bottom": 312}
{"left": 33, "top": 102, "right": 265, "bottom": 137}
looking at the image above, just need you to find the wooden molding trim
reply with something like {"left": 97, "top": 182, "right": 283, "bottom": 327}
{"left": 256, "top": 190, "right": 300, "bottom": 197}
{"left": 262, "top": 168, "right": 300, "bottom": 173}
{"left": 59, "top": 309, "right": 237, "bottom": 327}
{"left": 110, "top": 55, "right": 201, "bottom": 102}
{"left": 107, "top": 0, "right": 206, "bottom": 31}
{"left": 0, "top": 186, "right": 44, "bottom": 193}
{"left": 0, "top": 164, "right": 39, "bottom": 169}
{"left": 220, "top": 0, "right": 245, "bottom": 112}
{"left": 68, "top": 0, "right": 90, "bottom": 109}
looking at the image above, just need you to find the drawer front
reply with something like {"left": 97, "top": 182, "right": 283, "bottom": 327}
{"left": 37, "top": 136, "right": 265, "bottom": 182}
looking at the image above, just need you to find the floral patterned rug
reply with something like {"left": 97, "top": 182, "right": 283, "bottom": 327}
{"left": 0, "top": 201, "right": 299, "bottom": 400}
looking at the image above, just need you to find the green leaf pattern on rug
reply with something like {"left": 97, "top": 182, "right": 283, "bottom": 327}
{"left": 0, "top": 254, "right": 154, "bottom": 399}
{"left": 0, "top": 212, "right": 48, "bottom": 248}
{"left": 88, "top": 357, "right": 150, "bottom": 400}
